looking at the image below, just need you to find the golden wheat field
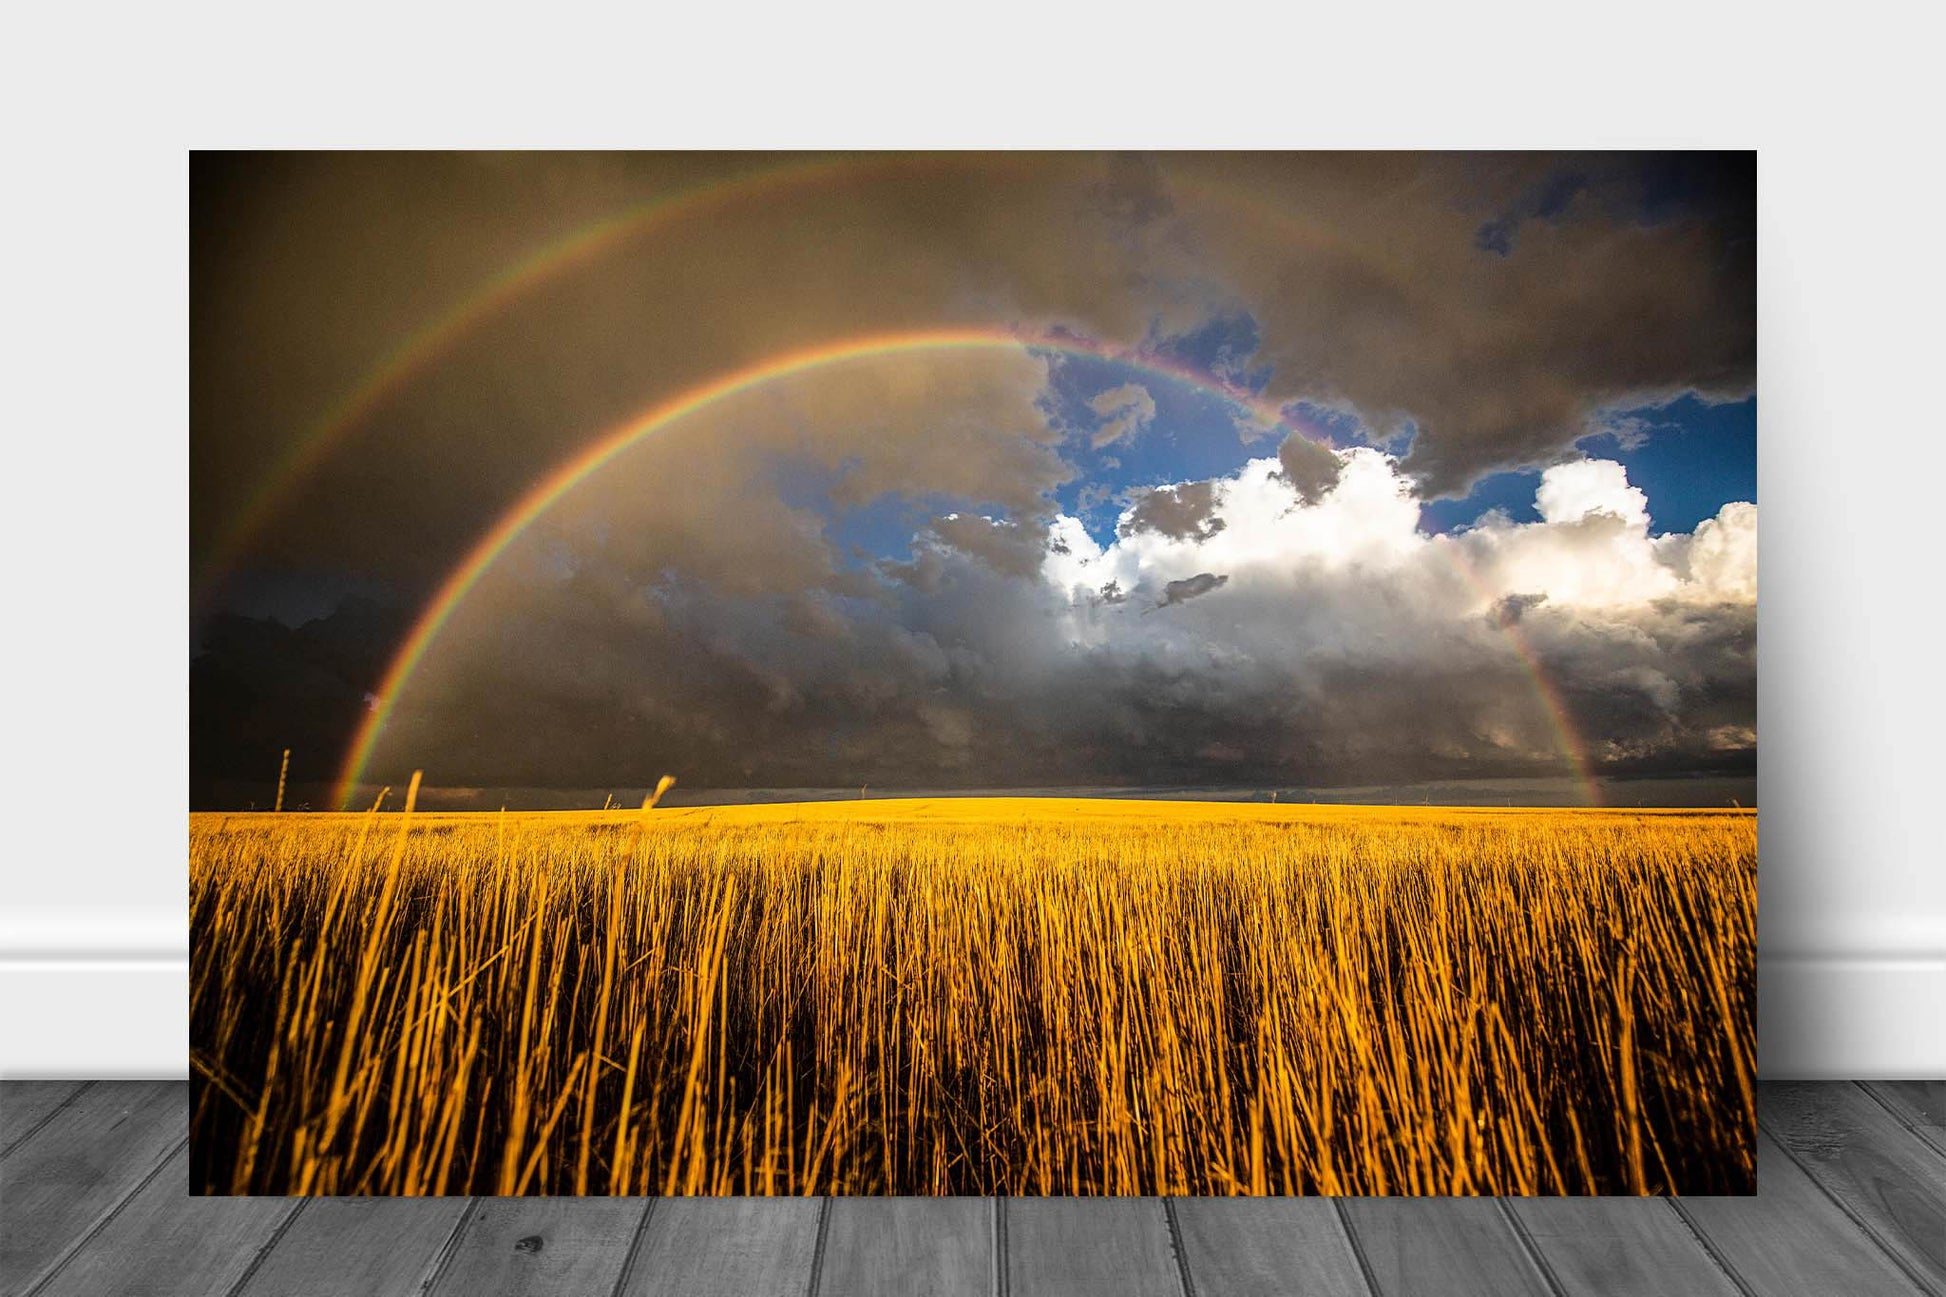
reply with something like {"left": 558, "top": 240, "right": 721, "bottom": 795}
{"left": 188, "top": 795, "right": 1756, "bottom": 1196}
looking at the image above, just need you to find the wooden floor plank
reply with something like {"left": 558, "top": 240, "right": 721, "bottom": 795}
{"left": 1762, "top": 1080, "right": 1946, "bottom": 1290}
{"left": 425, "top": 1198, "right": 650, "bottom": 1296}
{"left": 2, "top": 1081, "right": 1939, "bottom": 1297}
{"left": 0, "top": 1080, "right": 184, "bottom": 1296}
{"left": 1171, "top": 1198, "right": 1370, "bottom": 1296}
{"left": 1337, "top": 1198, "right": 1553, "bottom": 1297}
{"left": 31, "top": 1145, "right": 297, "bottom": 1297}
{"left": 1005, "top": 1198, "right": 1180, "bottom": 1297}
{"left": 1507, "top": 1197, "right": 1740, "bottom": 1296}
{"left": 620, "top": 1198, "right": 822, "bottom": 1297}
{"left": 1678, "top": 1130, "right": 1928, "bottom": 1297}
{"left": 235, "top": 1196, "right": 474, "bottom": 1296}
{"left": 0, "top": 1081, "right": 89, "bottom": 1158}
{"left": 1862, "top": 1081, "right": 1946, "bottom": 1158}
{"left": 816, "top": 1198, "right": 991, "bottom": 1297}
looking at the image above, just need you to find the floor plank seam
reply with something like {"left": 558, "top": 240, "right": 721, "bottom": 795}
{"left": 1857, "top": 1083, "right": 1946, "bottom": 1161}
{"left": 0, "top": 1081, "right": 93, "bottom": 1162}
{"left": 416, "top": 1197, "right": 482, "bottom": 1296}
{"left": 992, "top": 1197, "right": 1009, "bottom": 1297}
{"left": 1760, "top": 1123, "right": 1942, "bottom": 1297}
{"left": 219, "top": 1198, "right": 310, "bottom": 1297}
{"left": 605, "top": 1199, "right": 657, "bottom": 1297}
{"left": 1494, "top": 1198, "right": 1569, "bottom": 1297}
{"left": 803, "top": 1196, "right": 832, "bottom": 1297}
{"left": 21, "top": 1134, "right": 187, "bottom": 1297}
{"left": 1161, "top": 1199, "right": 1198, "bottom": 1297}
{"left": 1327, "top": 1200, "right": 1382, "bottom": 1297}
{"left": 1665, "top": 1198, "right": 1759, "bottom": 1297}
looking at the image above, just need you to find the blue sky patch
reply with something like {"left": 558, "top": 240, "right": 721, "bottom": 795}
{"left": 1040, "top": 351, "right": 1277, "bottom": 545}
{"left": 1422, "top": 394, "right": 1755, "bottom": 536}
{"left": 1578, "top": 394, "right": 1755, "bottom": 534}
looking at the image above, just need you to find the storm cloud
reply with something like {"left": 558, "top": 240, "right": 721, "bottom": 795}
{"left": 355, "top": 431, "right": 1755, "bottom": 797}
{"left": 190, "top": 152, "right": 1756, "bottom": 806}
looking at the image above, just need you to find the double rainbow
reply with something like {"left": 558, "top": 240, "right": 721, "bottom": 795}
{"left": 189, "top": 152, "right": 1595, "bottom": 807}
{"left": 195, "top": 152, "right": 1416, "bottom": 605}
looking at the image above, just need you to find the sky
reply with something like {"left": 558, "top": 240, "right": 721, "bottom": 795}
{"left": 190, "top": 152, "right": 1756, "bottom": 809}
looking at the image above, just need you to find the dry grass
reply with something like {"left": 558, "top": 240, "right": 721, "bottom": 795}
{"left": 189, "top": 797, "right": 1756, "bottom": 1196}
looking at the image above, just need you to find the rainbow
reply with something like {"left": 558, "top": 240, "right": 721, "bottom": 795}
{"left": 1444, "top": 547, "right": 1603, "bottom": 806}
{"left": 332, "top": 327, "right": 1600, "bottom": 809}
{"left": 195, "top": 153, "right": 1416, "bottom": 609}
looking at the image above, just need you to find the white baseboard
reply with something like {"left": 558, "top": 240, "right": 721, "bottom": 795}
{"left": 1757, "top": 952, "right": 1946, "bottom": 1079}
{"left": 2, "top": 917, "right": 1940, "bottom": 1079}
{"left": 0, "top": 959, "right": 188, "bottom": 1078}
{"left": 0, "top": 911, "right": 187, "bottom": 1078}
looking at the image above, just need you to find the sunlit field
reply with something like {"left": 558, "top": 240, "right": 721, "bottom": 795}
{"left": 189, "top": 797, "right": 1756, "bottom": 1196}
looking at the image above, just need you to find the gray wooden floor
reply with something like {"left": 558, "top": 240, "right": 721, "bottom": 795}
{"left": 1, "top": 1082, "right": 1939, "bottom": 1296}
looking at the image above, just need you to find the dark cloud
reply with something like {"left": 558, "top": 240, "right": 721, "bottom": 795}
{"left": 1161, "top": 152, "right": 1755, "bottom": 495}
{"left": 1474, "top": 168, "right": 1588, "bottom": 256}
{"left": 1155, "top": 572, "right": 1229, "bottom": 608}
{"left": 191, "top": 597, "right": 405, "bottom": 808}
{"left": 926, "top": 513, "right": 1049, "bottom": 578}
{"left": 1095, "top": 151, "right": 1176, "bottom": 231}
{"left": 1276, "top": 434, "right": 1344, "bottom": 505}
{"left": 1490, "top": 591, "right": 1548, "bottom": 628}
{"left": 1119, "top": 481, "right": 1226, "bottom": 542}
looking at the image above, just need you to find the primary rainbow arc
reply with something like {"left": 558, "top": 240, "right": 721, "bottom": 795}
{"left": 332, "top": 327, "right": 1599, "bottom": 810}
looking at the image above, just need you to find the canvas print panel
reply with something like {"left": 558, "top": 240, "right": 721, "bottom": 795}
{"left": 189, "top": 151, "right": 1757, "bottom": 1195}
